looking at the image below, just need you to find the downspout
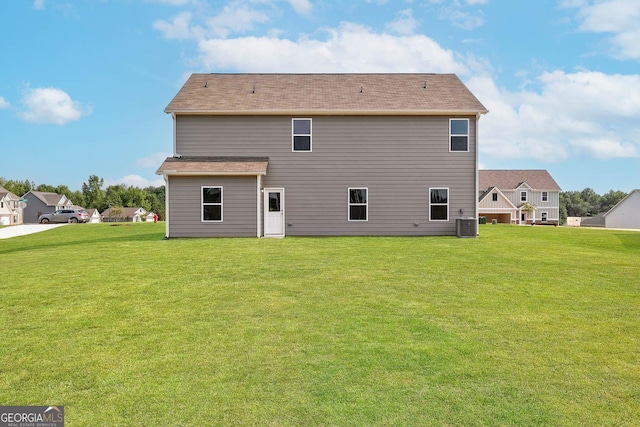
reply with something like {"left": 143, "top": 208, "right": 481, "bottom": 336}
{"left": 164, "top": 175, "right": 170, "bottom": 238}
{"left": 172, "top": 113, "right": 177, "bottom": 155}
{"left": 257, "top": 175, "right": 262, "bottom": 238}
{"left": 475, "top": 113, "right": 480, "bottom": 234}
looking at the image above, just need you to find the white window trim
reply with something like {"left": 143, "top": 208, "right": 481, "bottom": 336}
{"left": 429, "top": 187, "right": 449, "bottom": 222}
{"left": 292, "top": 118, "right": 312, "bottom": 152}
{"left": 520, "top": 191, "right": 528, "bottom": 202}
{"left": 348, "top": 187, "right": 368, "bottom": 222}
{"left": 201, "top": 186, "right": 223, "bottom": 222}
{"left": 449, "top": 118, "right": 469, "bottom": 152}
{"left": 541, "top": 191, "right": 548, "bottom": 202}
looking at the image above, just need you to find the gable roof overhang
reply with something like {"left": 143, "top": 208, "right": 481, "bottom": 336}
{"left": 156, "top": 156, "right": 269, "bottom": 176}
{"left": 478, "top": 187, "right": 518, "bottom": 209}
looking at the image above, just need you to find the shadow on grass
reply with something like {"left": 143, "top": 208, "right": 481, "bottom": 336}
{"left": 615, "top": 232, "right": 640, "bottom": 249}
{"left": 0, "top": 225, "right": 166, "bottom": 255}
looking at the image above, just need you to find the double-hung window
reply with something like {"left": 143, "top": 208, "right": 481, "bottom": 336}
{"left": 292, "top": 118, "right": 312, "bottom": 151}
{"left": 430, "top": 188, "right": 449, "bottom": 221}
{"left": 450, "top": 119, "right": 469, "bottom": 152}
{"left": 520, "top": 191, "right": 527, "bottom": 202}
{"left": 202, "top": 186, "right": 223, "bottom": 222}
{"left": 542, "top": 191, "right": 548, "bottom": 202}
{"left": 492, "top": 193, "right": 498, "bottom": 202}
{"left": 348, "top": 188, "right": 368, "bottom": 221}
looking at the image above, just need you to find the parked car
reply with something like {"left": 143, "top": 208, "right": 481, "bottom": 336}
{"left": 39, "top": 209, "right": 90, "bottom": 224}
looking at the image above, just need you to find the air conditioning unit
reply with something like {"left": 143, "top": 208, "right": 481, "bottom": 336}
{"left": 456, "top": 217, "right": 477, "bottom": 238}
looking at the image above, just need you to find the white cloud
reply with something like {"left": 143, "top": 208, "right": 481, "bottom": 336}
{"left": 106, "top": 175, "right": 165, "bottom": 189}
{"left": 18, "top": 87, "right": 91, "bottom": 125}
{"left": 439, "top": 6, "right": 485, "bottom": 30}
{"left": 154, "top": 12, "right": 197, "bottom": 40}
{"left": 33, "top": 0, "right": 44, "bottom": 10}
{"left": 385, "top": 8, "right": 419, "bottom": 35}
{"left": 287, "top": 0, "right": 312, "bottom": 15}
{"left": 136, "top": 152, "right": 173, "bottom": 168}
{"left": 155, "top": 3, "right": 270, "bottom": 40}
{"left": 467, "top": 71, "right": 640, "bottom": 162}
{"left": 0, "top": 96, "right": 9, "bottom": 109}
{"left": 196, "top": 22, "right": 469, "bottom": 74}
{"left": 206, "top": 3, "right": 270, "bottom": 38}
{"left": 568, "top": 0, "right": 640, "bottom": 59}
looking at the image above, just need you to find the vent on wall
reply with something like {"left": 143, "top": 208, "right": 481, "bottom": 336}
{"left": 456, "top": 218, "right": 477, "bottom": 238}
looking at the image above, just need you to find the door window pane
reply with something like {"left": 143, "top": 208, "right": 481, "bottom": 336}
{"left": 269, "top": 192, "right": 281, "bottom": 212}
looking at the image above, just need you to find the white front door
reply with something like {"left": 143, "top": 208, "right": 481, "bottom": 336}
{"left": 264, "top": 188, "right": 284, "bottom": 237}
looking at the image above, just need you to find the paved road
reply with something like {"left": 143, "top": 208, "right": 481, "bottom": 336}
{"left": 0, "top": 224, "right": 68, "bottom": 239}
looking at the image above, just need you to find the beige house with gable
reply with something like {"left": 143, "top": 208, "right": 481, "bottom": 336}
{"left": 478, "top": 170, "right": 561, "bottom": 225}
{"left": 0, "top": 186, "right": 22, "bottom": 225}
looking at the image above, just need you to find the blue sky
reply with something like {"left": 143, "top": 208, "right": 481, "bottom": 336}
{"left": 1, "top": 0, "right": 638, "bottom": 193}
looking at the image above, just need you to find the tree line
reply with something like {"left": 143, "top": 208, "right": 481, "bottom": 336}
{"left": 560, "top": 188, "right": 627, "bottom": 223}
{"left": 0, "top": 175, "right": 165, "bottom": 220}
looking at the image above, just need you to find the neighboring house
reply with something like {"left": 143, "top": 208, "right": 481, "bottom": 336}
{"left": 0, "top": 186, "right": 22, "bottom": 225}
{"left": 86, "top": 208, "right": 102, "bottom": 223}
{"left": 101, "top": 207, "right": 152, "bottom": 222}
{"left": 22, "top": 191, "right": 74, "bottom": 223}
{"left": 478, "top": 170, "right": 561, "bottom": 225}
{"left": 156, "top": 73, "right": 488, "bottom": 238}
{"left": 604, "top": 189, "right": 640, "bottom": 229}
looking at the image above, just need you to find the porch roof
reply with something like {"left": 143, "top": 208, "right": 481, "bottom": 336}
{"left": 156, "top": 156, "right": 269, "bottom": 176}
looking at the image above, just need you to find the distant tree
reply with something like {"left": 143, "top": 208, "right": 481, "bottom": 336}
{"left": 4, "top": 179, "right": 35, "bottom": 196}
{"left": 600, "top": 190, "right": 627, "bottom": 212}
{"left": 82, "top": 175, "right": 106, "bottom": 211}
{"left": 580, "top": 188, "right": 601, "bottom": 215}
{"left": 144, "top": 185, "right": 165, "bottom": 220}
{"left": 35, "top": 184, "right": 56, "bottom": 192}
{"left": 105, "top": 184, "right": 126, "bottom": 209}
{"left": 109, "top": 206, "right": 125, "bottom": 221}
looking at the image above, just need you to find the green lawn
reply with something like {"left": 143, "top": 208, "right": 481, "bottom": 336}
{"left": 1, "top": 223, "right": 638, "bottom": 426}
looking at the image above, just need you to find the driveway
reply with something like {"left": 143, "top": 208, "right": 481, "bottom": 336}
{"left": 0, "top": 224, "right": 68, "bottom": 239}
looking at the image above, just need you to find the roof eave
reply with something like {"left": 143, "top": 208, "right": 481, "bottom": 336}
{"left": 164, "top": 108, "right": 489, "bottom": 116}
{"left": 157, "top": 171, "right": 267, "bottom": 176}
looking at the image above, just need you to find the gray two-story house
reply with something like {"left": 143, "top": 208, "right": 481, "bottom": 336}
{"left": 22, "top": 190, "right": 74, "bottom": 224}
{"left": 157, "top": 73, "right": 487, "bottom": 238}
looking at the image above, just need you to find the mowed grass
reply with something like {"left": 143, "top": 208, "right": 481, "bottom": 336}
{"left": 0, "top": 223, "right": 638, "bottom": 426}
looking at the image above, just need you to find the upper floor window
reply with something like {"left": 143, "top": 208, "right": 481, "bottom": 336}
{"left": 520, "top": 191, "right": 527, "bottom": 202}
{"left": 492, "top": 193, "right": 498, "bottom": 202}
{"left": 292, "top": 118, "right": 312, "bottom": 152}
{"left": 430, "top": 188, "right": 449, "bottom": 221}
{"left": 542, "top": 191, "right": 548, "bottom": 202}
{"left": 348, "top": 188, "right": 368, "bottom": 221}
{"left": 449, "top": 119, "right": 469, "bottom": 152}
{"left": 202, "top": 186, "right": 223, "bottom": 222}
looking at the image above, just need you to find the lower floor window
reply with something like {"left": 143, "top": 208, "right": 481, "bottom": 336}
{"left": 202, "top": 186, "right": 222, "bottom": 221}
{"left": 348, "top": 188, "right": 368, "bottom": 221}
{"left": 541, "top": 212, "right": 548, "bottom": 222}
{"left": 430, "top": 188, "right": 449, "bottom": 221}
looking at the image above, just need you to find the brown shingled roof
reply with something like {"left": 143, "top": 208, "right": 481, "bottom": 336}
{"left": 479, "top": 170, "right": 561, "bottom": 191}
{"left": 165, "top": 73, "right": 487, "bottom": 115}
{"left": 156, "top": 156, "right": 269, "bottom": 176}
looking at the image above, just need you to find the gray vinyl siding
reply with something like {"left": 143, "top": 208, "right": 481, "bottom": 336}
{"left": 22, "top": 196, "right": 49, "bottom": 224}
{"left": 175, "top": 115, "right": 478, "bottom": 236}
{"left": 502, "top": 190, "right": 560, "bottom": 221}
{"left": 168, "top": 175, "right": 257, "bottom": 237}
